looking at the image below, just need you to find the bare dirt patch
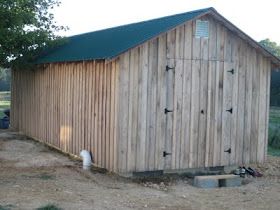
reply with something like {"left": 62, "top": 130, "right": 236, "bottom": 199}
{"left": 0, "top": 130, "right": 280, "bottom": 210}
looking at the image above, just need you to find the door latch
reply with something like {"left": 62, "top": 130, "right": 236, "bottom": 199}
{"left": 163, "top": 151, "right": 172, "bottom": 157}
{"left": 226, "top": 108, "right": 233, "bottom": 114}
{"left": 166, "top": 65, "right": 175, "bottom": 72}
{"left": 227, "top": 69, "right": 234, "bottom": 74}
{"left": 224, "top": 148, "right": 231, "bottom": 154}
{"left": 164, "top": 108, "right": 173, "bottom": 114}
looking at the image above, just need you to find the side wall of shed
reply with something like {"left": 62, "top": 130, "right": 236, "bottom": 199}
{"left": 116, "top": 15, "right": 271, "bottom": 173}
{"left": 11, "top": 61, "right": 119, "bottom": 171}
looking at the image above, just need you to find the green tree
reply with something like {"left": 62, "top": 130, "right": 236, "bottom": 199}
{"left": 259, "top": 39, "right": 280, "bottom": 58}
{"left": 0, "top": 0, "right": 67, "bottom": 69}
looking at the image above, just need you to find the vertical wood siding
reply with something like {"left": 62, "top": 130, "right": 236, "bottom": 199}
{"left": 11, "top": 61, "right": 118, "bottom": 171}
{"left": 11, "top": 15, "right": 272, "bottom": 174}
{"left": 116, "top": 16, "right": 271, "bottom": 173}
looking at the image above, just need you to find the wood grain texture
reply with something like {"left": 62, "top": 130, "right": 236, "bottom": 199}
{"left": 11, "top": 16, "right": 273, "bottom": 174}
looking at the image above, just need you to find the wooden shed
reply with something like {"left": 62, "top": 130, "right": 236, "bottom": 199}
{"left": 11, "top": 7, "right": 280, "bottom": 175}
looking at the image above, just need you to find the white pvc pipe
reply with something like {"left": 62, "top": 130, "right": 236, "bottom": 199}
{"left": 80, "top": 150, "right": 92, "bottom": 170}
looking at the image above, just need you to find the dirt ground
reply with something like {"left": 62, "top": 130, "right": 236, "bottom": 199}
{"left": 0, "top": 131, "right": 280, "bottom": 210}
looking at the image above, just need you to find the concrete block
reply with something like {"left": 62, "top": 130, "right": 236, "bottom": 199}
{"left": 194, "top": 176, "right": 219, "bottom": 188}
{"left": 219, "top": 176, "right": 241, "bottom": 187}
{"left": 194, "top": 174, "right": 241, "bottom": 188}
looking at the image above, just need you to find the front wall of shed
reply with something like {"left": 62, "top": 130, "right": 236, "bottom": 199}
{"left": 11, "top": 61, "right": 119, "bottom": 171}
{"left": 117, "top": 16, "right": 271, "bottom": 173}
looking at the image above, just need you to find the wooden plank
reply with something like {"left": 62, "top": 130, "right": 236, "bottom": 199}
{"left": 221, "top": 61, "right": 233, "bottom": 166}
{"left": 165, "top": 29, "right": 176, "bottom": 170}
{"left": 101, "top": 62, "right": 106, "bottom": 168}
{"left": 70, "top": 63, "right": 75, "bottom": 154}
{"left": 127, "top": 48, "right": 139, "bottom": 172}
{"left": 166, "top": 29, "right": 176, "bottom": 59}
{"left": 109, "top": 61, "right": 116, "bottom": 171}
{"left": 230, "top": 36, "right": 240, "bottom": 165}
{"left": 192, "top": 21, "right": 201, "bottom": 59}
{"left": 155, "top": 34, "right": 167, "bottom": 170}
{"left": 220, "top": 28, "right": 233, "bottom": 166}
{"left": 198, "top": 60, "right": 208, "bottom": 167}
{"left": 198, "top": 30, "right": 209, "bottom": 167}
{"left": 257, "top": 56, "right": 267, "bottom": 163}
{"left": 189, "top": 60, "right": 200, "bottom": 168}
{"left": 64, "top": 63, "right": 70, "bottom": 153}
{"left": 216, "top": 23, "right": 225, "bottom": 62}
{"left": 208, "top": 17, "right": 217, "bottom": 61}
{"left": 58, "top": 64, "right": 63, "bottom": 150}
{"left": 243, "top": 47, "right": 253, "bottom": 164}
{"left": 173, "top": 58, "right": 183, "bottom": 169}
{"left": 92, "top": 61, "right": 97, "bottom": 163}
{"left": 250, "top": 50, "right": 259, "bottom": 163}
{"left": 105, "top": 62, "right": 111, "bottom": 169}
{"left": 48, "top": 64, "right": 52, "bottom": 144}
{"left": 117, "top": 53, "right": 130, "bottom": 172}
{"left": 183, "top": 21, "right": 192, "bottom": 60}
{"left": 205, "top": 61, "right": 216, "bottom": 166}
{"left": 97, "top": 62, "right": 103, "bottom": 166}
{"left": 136, "top": 43, "right": 149, "bottom": 171}
{"left": 173, "top": 25, "right": 184, "bottom": 169}
{"left": 57, "top": 64, "right": 62, "bottom": 148}
{"left": 74, "top": 63, "right": 80, "bottom": 155}
{"left": 54, "top": 65, "right": 59, "bottom": 147}
{"left": 205, "top": 17, "right": 218, "bottom": 166}
{"left": 127, "top": 51, "right": 134, "bottom": 172}
{"left": 264, "top": 59, "right": 271, "bottom": 161}
{"left": 224, "top": 29, "right": 232, "bottom": 62}
{"left": 79, "top": 63, "right": 84, "bottom": 153}
{"left": 113, "top": 60, "right": 119, "bottom": 172}
{"left": 165, "top": 57, "right": 174, "bottom": 170}
{"left": 146, "top": 39, "right": 158, "bottom": 171}
{"left": 235, "top": 39, "right": 246, "bottom": 165}
{"left": 84, "top": 62, "right": 89, "bottom": 152}
{"left": 181, "top": 59, "right": 192, "bottom": 168}
{"left": 81, "top": 61, "right": 89, "bottom": 151}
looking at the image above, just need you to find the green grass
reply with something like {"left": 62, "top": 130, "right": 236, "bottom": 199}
{"left": 268, "top": 107, "right": 280, "bottom": 156}
{"left": 270, "top": 106, "right": 280, "bottom": 124}
{"left": 268, "top": 146, "right": 280, "bottom": 156}
{"left": 36, "top": 204, "right": 62, "bottom": 210}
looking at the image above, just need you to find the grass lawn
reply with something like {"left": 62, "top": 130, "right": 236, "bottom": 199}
{"left": 268, "top": 146, "right": 280, "bottom": 156}
{"left": 268, "top": 106, "right": 280, "bottom": 156}
{"left": 270, "top": 106, "right": 280, "bottom": 124}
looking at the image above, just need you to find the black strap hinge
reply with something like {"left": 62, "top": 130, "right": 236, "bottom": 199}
{"left": 164, "top": 108, "right": 173, "bottom": 114}
{"left": 227, "top": 69, "right": 234, "bottom": 74}
{"left": 166, "top": 65, "right": 175, "bottom": 71}
{"left": 163, "top": 151, "right": 172, "bottom": 157}
{"left": 224, "top": 148, "right": 231, "bottom": 154}
{"left": 226, "top": 108, "right": 233, "bottom": 114}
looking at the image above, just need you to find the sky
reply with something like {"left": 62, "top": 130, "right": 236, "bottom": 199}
{"left": 53, "top": 0, "right": 280, "bottom": 44}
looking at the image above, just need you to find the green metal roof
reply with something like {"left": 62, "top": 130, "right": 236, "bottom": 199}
{"left": 37, "top": 8, "right": 212, "bottom": 64}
